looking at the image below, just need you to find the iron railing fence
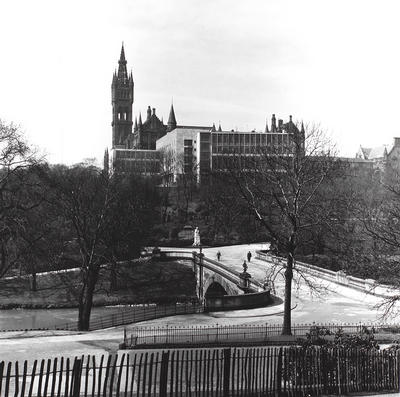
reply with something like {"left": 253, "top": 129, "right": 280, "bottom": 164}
{"left": 126, "top": 322, "right": 400, "bottom": 348}
{"left": 55, "top": 302, "right": 203, "bottom": 332}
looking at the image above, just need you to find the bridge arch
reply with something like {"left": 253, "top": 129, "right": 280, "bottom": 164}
{"left": 202, "top": 272, "right": 239, "bottom": 297}
{"left": 204, "top": 281, "right": 228, "bottom": 298}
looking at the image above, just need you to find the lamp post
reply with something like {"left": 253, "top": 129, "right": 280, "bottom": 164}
{"left": 239, "top": 260, "right": 252, "bottom": 293}
{"left": 198, "top": 243, "right": 204, "bottom": 303}
{"left": 192, "top": 227, "right": 204, "bottom": 303}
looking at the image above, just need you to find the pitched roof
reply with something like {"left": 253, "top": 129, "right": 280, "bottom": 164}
{"left": 368, "top": 145, "right": 387, "bottom": 159}
{"left": 360, "top": 147, "right": 372, "bottom": 159}
{"left": 358, "top": 145, "right": 387, "bottom": 160}
{"left": 167, "top": 104, "right": 177, "bottom": 127}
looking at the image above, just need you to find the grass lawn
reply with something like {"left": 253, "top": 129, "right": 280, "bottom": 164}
{"left": 0, "top": 258, "right": 197, "bottom": 309}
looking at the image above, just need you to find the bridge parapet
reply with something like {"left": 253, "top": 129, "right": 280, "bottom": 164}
{"left": 255, "top": 250, "right": 394, "bottom": 298}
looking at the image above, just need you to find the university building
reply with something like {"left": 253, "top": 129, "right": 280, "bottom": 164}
{"left": 108, "top": 45, "right": 303, "bottom": 180}
{"left": 354, "top": 137, "right": 400, "bottom": 175}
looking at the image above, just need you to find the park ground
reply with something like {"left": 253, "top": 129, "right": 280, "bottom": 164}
{"left": 0, "top": 260, "right": 195, "bottom": 309}
{"left": 0, "top": 243, "right": 399, "bottom": 363}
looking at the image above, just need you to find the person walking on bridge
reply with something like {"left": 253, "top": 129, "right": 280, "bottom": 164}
{"left": 216, "top": 251, "right": 221, "bottom": 261}
{"left": 247, "top": 251, "right": 252, "bottom": 262}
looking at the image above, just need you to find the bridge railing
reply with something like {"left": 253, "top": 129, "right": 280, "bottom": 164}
{"left": 161, "top": 250, "right": 194, "bottom": 260}
{"left": 255, "top": 250, "right": 394, "bottom": 298}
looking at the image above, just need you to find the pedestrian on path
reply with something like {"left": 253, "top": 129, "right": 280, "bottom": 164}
{"left": 247, "top": 251, "right": 252, "bottom": 262}
{"left": 216, "top": 251, "right": 221, "bottom": 261}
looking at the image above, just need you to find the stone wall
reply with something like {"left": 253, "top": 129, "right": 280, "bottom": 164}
{"left": 204, "top": 290, "right": 272, "bottom": 312}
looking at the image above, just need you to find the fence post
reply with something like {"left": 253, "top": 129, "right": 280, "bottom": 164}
{"left": 321, "top": 348, "right": 328, "bottom": 394}
{"left": 159, "top": 351, "right": 170, "bottom": 397}
{"left": 275, "top": 347, "right": 283, "bottom": 397}
{"left": 223, "top": 348, "right": 231, "bottom": 397}
{"left": 71, "top": 358, "right": 82, "bottom": 397}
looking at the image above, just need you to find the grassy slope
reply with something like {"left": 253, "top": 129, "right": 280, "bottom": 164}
{"left": 0, "top": 259, "right": 197, "bottom": 309}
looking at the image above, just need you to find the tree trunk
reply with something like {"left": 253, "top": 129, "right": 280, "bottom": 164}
{"left": 78, "top": 267, "right": 98, "bottom": 331}
{"left": 109, "top": 258, "right": 117, "bottom": 292}
{"left": 282, "top": 253, "right": 294, "bottom": 335}
{"left": 31, "top": 272, "right": 37, "bottom": 292}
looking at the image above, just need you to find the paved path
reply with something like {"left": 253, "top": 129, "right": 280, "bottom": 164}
{"left": 196, "top": 244, "right": 396, "bottom": 324}
{"left": 0, "top": 243, "right": 399, "bottom": 362}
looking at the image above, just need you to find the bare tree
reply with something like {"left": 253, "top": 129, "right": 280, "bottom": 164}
{"left": 0, "top": 120, "right": 40, "bottom": 278}
{"left": 158, "top": 147, "right": 177, "bottom": 223}
{"left": 40, "top": 164, "right": 113, "bottom": 330}
{"left": 360, "top": 171, "right": 400, "bottom": 317}
{"left": 221, "top": 123, "right": 343, "bottom": 335}
{"left": 175, "top": 152, "right": 198, "bottom": 222}
{"left": 38, "top": 164, "right": 160, "bottom": 330}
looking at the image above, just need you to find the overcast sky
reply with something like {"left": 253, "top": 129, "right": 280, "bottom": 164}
{"left": 1, "top": 0, "right": 399, "bottom": 164}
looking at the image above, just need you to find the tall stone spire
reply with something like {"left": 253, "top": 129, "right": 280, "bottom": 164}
{"left": 117, "top": 43, "right": 128, "bottom": 83}
{"left": 111, "top": 43, "right": 134, "bottom": 148}
{"left": 138, "top": 112, "right": 143, "bottom": 129}
{"left": 265, "top": 118, "right": 269, "bottom": 133}
{"left": 218, "top": 123, "right": 222, "bottom": 132}
{"left": 167, "top": 103, "right": 177, "bottom": 132}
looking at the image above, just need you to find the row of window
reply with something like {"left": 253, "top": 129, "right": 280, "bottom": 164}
{"left": 211, "top": 133, "right": 292, "bottom": 146}
{"left": 115, "top": 150, "right": 160, "bottom": 160}
{"left": 114, "top": 160, "right": 160, "bottom": 174}
{"left": 211, "top": 145, "right": 294, "bottom": 154}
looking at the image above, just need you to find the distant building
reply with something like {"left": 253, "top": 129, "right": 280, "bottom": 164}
{"left": 156, "top": 116, "right": 302, "bottom": 183}
{"left": 111, "top": 148, "right": 160, "bottom": 175}
{"left": 107, "top": 45, "right": 303, "bottom": 180}
{"left": 132, "top": 106, "right": 167, "bottom": 150}
{"left": 355, "top": 137, "right": 400, "bottom": 174}
{"left": 356, "top": 144, "right": 388, "bottom": 172}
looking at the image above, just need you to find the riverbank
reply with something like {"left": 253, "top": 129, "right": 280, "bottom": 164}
{"left": 0, "top": 258, "right": 196, "bottom": 309}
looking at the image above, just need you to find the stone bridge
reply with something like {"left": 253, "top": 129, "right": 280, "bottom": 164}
{"left": 161, "top": 250, "right": 272, "bottom": 311}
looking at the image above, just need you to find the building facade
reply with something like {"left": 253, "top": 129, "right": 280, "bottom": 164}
{"left": 355, "top": 137, "right": 400, "bottom": 175}
{"left": 108, "top": 45, "right": 303, "bottom": 180}
{"left": 156, "top": 116, "right": 302, "bottom": 183}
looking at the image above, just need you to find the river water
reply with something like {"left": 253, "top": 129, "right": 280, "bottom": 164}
{"left": 0, "top": 306, "right": 127, "bottom": 330}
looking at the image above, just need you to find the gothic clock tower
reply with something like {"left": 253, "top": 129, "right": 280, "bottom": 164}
{"left": 111, "top": 44, "right": 134, "bottom": 148}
